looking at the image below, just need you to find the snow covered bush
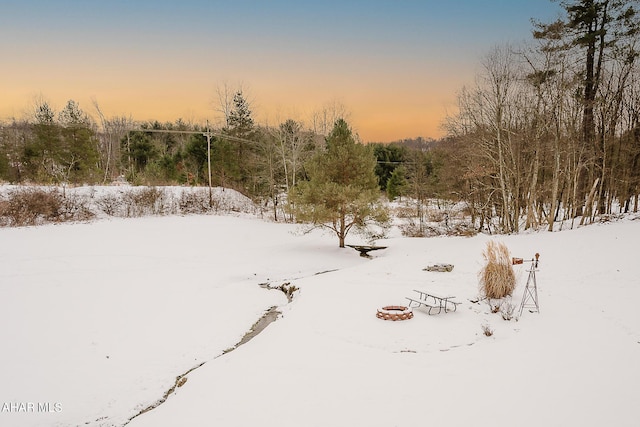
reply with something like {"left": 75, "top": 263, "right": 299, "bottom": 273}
{"left": 479, "top": 241, "right": 516, "bottom": 300}
{"left": 0, "top": 184, "right": 262, "bottom": 226}
{"left": 0, "top": 187, "right": 94, "bottom": 226}
{"left": 121, "top": 187, "right": 173, "bottom": 217}
{"left": 500, "top": 301, "right": 516, "bottom": 321}
{"left": 95, "top": 193, "right": 123, "bottom": 216}
{"left": 178, "top": 189, "right": 212, "bottom": 214}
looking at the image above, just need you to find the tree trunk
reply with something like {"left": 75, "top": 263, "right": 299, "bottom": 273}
{"left": 338, "top": 211, "right": 346, "bottom": 248}
{"left": 547, "top": 135, "right": 562, "bottom": 231}
{"left": 526, "top": 147, "right": 540, "bottom": 230}
{"left": 581, "top": 177, "right": 600, "bottom": 225}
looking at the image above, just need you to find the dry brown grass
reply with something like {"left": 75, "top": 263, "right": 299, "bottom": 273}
{"left": 392, "top": 205, "right": 416, "bottom": 219}
{"left": 0, "top": 188, "right": 94, "bottom": 227}
{"left": 481, "top": 323, "right": 494, "bottom": 336}
{"left": 479, "top": 241, "right": 516, "bottom": 299}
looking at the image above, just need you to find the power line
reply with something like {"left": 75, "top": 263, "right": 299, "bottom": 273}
{"left": 128, "top": 128, "right": 256, "bottom": 144}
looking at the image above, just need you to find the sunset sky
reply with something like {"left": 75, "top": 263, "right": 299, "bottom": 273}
{"left": 1, "top": 0, "right": 564, "bottom": 142}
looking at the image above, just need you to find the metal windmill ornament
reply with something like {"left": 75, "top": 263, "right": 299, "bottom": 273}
{"left": 514, "top": 253, "right": 540, "bottom": 316}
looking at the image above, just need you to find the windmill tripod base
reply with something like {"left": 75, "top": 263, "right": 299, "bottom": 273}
{"left": 517, "top": 254, "right": 540, "bottom": 317}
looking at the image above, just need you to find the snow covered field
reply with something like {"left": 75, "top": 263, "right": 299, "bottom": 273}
{"left": 1, "top": 190, "right": 639, "bottom": 427}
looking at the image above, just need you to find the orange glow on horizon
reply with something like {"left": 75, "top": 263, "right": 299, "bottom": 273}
{"left": 0, "top": 87, "right": 452, "bottom": 142}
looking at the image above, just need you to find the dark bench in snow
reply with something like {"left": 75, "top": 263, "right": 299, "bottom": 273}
{"left": 346, "top": 245, "right": 387, "bottom": 258}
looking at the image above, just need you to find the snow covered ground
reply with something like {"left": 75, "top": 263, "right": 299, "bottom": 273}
{"left": 1, "top": 188, "right": 639, "bottom": 427}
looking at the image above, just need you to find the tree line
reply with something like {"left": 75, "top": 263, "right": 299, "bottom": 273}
{"left": 445, "top": 0, "right": 640, "bottom": 232}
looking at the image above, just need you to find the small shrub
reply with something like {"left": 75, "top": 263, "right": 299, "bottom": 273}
{"left": 399, "top": 220, "right": 425, "bottom": 237}
{"left": 0, "top": 199, "right": 7, "bottom": 223}
{"left": 481, "top": 323, "right": 494, "bottom": 337}
{"left": 60, "top": 193, "right": 94, "bottom": 222}
{"left": 96, "top": 193, "right": 123, "bottom": 216}
{"left": 393, "top": 206, "right": 415, "bottom": 219}
{"left": 446, "top": 222, "right": 477, "bottom": 237}
{"left": 398, "top": 221, "right": 442, "bottom": 237}
{"left": 0, "top": 188, "right": 93, "bottom": 226}
{"left": 178, "top": 190, "right": 212, "bottom": 214}
{"left": 121, "top": 187, "right": 169, "bottom": 217}
{"left": 478, "top": 241, "right": 516, "bottom": 300}
{"left": 427, "top": 208, "right": 447, "bottom": 223}
{"left": 0, "top": 188, "right": 63, "bottom": 226}
{"left": 500, "top": 302, "right": 515, "bottom": 321}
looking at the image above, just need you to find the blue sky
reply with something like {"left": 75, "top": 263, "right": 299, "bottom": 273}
{"left": 1, "top": 0, "right": 564, "bottom": 141}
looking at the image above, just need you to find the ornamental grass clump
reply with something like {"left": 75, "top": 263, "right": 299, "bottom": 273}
{"left": 479, "top": 241, "right": 516, "bottom": 300}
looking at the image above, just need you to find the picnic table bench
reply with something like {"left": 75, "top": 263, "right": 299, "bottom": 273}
{"left": 346, "top": 244, "right": 387, "bottom": 258}
{"left": 405, "top": 289, "right": 460, "bottom": 315}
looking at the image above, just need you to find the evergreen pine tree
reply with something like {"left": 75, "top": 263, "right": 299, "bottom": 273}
{"left": 289, "top": 119, "right": 388, "bottom": 247}
{"left": 58, "top": 100, "right": 100, "bottom": 183}
{"left": 386, "top": 165, "right": 408, "bottom": 201}
{"left": 225, "top": 91, "right": 256, "bottom": 189}
{"left": 26, "top": 101, "right": 63, "bottom": 182}
{"left": 227, "top": 91, "right": 254, "bottom": 137}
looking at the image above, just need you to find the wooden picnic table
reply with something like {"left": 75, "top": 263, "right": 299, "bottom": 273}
{"left": 405, "top": 289, "right": 460, "bottom": 315}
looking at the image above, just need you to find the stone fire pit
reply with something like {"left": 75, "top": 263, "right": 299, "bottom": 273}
{"left": 376, "top": 305, "right": 413, "bottom": 321}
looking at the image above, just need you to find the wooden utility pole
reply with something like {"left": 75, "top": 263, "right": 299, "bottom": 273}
{"left": 205, "top": 121, "right": 212, "bottom": 207}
